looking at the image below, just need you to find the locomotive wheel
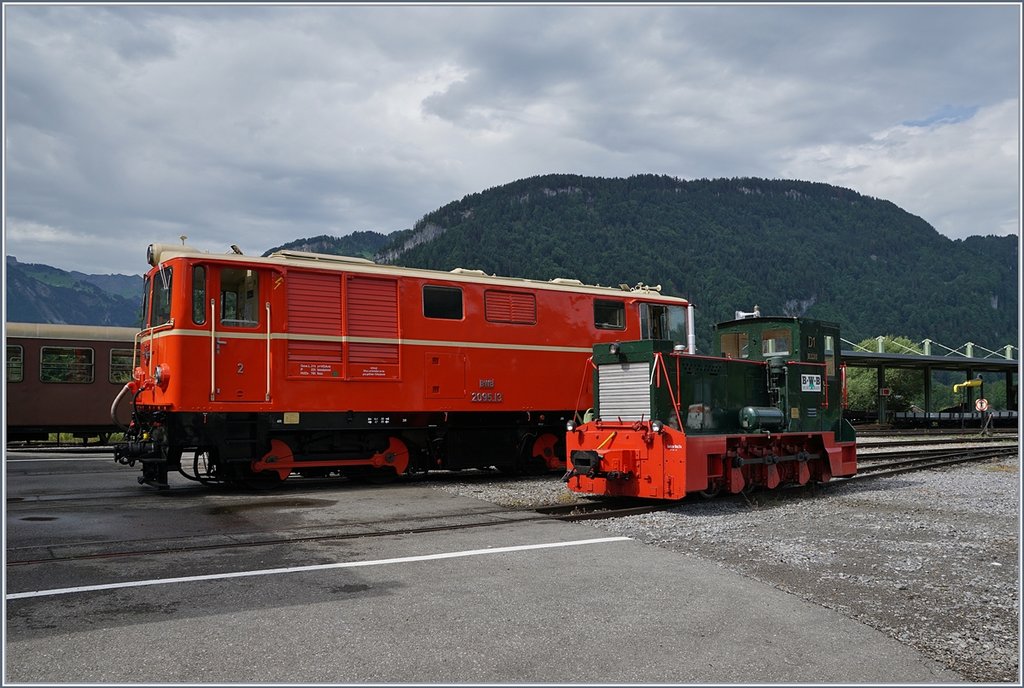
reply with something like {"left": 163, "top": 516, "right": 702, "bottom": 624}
{"left": 699, "top": 482, "right": 722, "bottom": 499}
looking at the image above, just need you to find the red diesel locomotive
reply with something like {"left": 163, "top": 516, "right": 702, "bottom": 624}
{"left": 113, "top": 243, "right": 694, "bottom": 488}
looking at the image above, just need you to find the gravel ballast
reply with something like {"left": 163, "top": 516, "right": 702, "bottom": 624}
{"left": 434, "top": 452, "right": 1020, "bottom": 682}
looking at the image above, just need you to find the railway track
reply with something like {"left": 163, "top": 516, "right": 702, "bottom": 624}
{"left": 7, "top": 442, "right": 1017, "bottom": 568}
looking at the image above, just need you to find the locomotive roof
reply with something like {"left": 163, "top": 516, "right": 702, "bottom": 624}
{"left": 147, "top": 244, "right": 691, "bottom": 304}
{"left": 6, "top": 322, "right": 140, "bottom": 341}
{"left": 713, "top": 315, "right": 840, "bottom": 330}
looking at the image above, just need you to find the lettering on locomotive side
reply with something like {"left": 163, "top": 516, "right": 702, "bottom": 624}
{"left": 478, "top": 378, "right": 495, "bottom": 388}
{"left": 298, "top": 363, "right": 339, "bottom": 377}
{"left": 471, "top": 392, "right": 504, "bottom": 403}
{"left": 800, "top": 374, "right": 822, "bottom": 392}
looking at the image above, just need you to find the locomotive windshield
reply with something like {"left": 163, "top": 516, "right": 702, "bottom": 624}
{"left": 140, "top": 268, "right": 173, "bottom": 329}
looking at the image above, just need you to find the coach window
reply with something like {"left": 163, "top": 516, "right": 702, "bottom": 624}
{"left": 40, "top": 346, "right": 94, "bottom": 384}
{"left": 220, "top": 268, "right": 260, "bottom": 327}
{"left": 423, "top": 285, "right": 463, "bottom": 320}
{"left": 110, "top": 348, "right": 135, "bottom": 384}
{"left": 152, "top": 268, "right": 173, "bottom": 326}
{"left": 7, "top": 345, "right": 24, "bottom": 383}
{"left": 192, "top": 266, "right": 207, "bottom": 325}
{"left": 762, "top": 329, "right": 791, "bottom": 356}
{"left": 594, "top": 300, "right": 625, "bottom": 330}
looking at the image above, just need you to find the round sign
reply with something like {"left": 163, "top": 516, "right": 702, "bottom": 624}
{"left": 975, "top": 398, "right": 989, "bottom": 412}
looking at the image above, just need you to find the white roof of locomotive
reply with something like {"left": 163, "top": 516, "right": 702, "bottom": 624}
{"left": 147, "top": 244, "right": 690, "bottom": 305}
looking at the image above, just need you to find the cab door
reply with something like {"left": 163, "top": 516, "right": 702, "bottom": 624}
{"left": 212, "top": 266, "right": 268, "bottom": 402}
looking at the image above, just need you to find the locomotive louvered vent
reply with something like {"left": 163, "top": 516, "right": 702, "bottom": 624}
{"left": 598, "top": 361, "right": 651, "bottom": 420}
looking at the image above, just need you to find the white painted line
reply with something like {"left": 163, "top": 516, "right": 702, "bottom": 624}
{"left": 6, "top": 536, "right": 632, "bottom": 600}
{"left": 6, "top": 458, "right": 115, "bottom": 463}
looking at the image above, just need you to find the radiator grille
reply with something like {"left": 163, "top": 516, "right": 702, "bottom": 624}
{"left": 597, "top": 361, "right": 651, "bottom": 421}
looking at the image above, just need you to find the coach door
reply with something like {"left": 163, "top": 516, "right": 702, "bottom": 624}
{"left": 211, "top": 266, "right": 269, "bottom": 402}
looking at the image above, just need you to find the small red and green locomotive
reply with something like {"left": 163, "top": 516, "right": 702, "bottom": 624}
{"left": 564, "top": 315, "right": 857, "bottom": 499}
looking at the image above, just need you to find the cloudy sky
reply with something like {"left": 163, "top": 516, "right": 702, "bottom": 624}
{"left": 4, "top": 3, "right": 1020, "bottom": 276}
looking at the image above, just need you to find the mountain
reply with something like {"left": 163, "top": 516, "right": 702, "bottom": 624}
{"left": 372, "top": 174, "right": 1018, "bottom": 351}
{"left": 263, "top": 231, "right": 406, "bottom": 259}
{"left": 5, "top": 256, "right": 143, "bottom": 327}
{"left": 6, "top": 175, "right": 1017, "bottom": 353}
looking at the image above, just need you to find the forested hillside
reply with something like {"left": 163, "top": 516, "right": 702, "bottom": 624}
{"left": 374, "top": 174, "right": 1017, "bottom": 351}
{"left": 6, "top": 174, "right": 1017, "bottom": 353}
{"left": 5, "top": 256, "right": 142, "bottom": 326}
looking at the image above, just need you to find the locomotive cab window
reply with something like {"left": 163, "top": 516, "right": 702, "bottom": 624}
{"left": 594, "top": 300, "right": 625, "bottom": 330}
{"left": 825, "top": 334, "right": 836, "bottom": 376}
{"left": 762, "top": 329, "right": 791, "bottom": 356}
{"left": 220, "top": 268, "right": 260, "bottom": 327}
{"left": 423, "top": 285, "right": 463, "bottom": 320}
{"left": 7, "top": 345, "right": 24, "bottom": 383}
{"left": 192, "top": 265, "right": 207, "bottom": 325}
{"left": 151, "top": 267, "right": 173, "bottom": 327}
{"left": 721, "top": 332, "right": 750, "bottom": 359}
{"left": 40, "top": 346, "right": 94, "bottom": 384}
{"left": 641, "top": 304, "right": 687, "bottom": 341}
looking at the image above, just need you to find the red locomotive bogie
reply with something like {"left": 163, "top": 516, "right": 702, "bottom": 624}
{"left": 116, "top": 244, "right": 693, "bottom": 488}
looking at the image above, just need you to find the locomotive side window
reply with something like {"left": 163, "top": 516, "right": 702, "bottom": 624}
{"left": 152, "top": 268, "right": 173, "bottom": 326}
{"left": 762, "top": 329, "right": 791, "bottom": 356}
{"left": 423, "top": 285, "right": 463, "bottom": 320}
{"left": 7, "top": 345, "right": 24, "bottom": 383}
{"left": 110, "top": 348, "right": 135, "bottom": 384}
{"left": 825, "top": 335, "right": 836, "bottom": 376}
{"left": 192, "top": 266, "right": 207, "bottom": 325}
{"left": 641, "top": 304, "right": 687, "bottom": 341}
{"left": 220, "top": 268, "right": 260, "bottom": 327}
{"left": 485, "top": 290, "right": 536, "bottom": 325}
{"left": 40, "top": 346, "right": 94, "bottom": 384}
{"left": 720, "top": 332, "right": 750, "bottom": 359}
{"left": 594, "top": 300, "right": 625, "bottom": 330}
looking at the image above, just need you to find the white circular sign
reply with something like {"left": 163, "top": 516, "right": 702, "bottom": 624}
{"left": 975, "top": 398, "right": 989, "bottom": 412}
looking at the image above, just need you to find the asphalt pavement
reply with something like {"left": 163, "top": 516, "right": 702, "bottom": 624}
{"left": 4, "top": 449, "right": 961, "bottom": 684}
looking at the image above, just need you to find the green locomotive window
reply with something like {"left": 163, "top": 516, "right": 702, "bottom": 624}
{"left": 192, "top": 266, "right": 207, "bottom": 325}
{"left": 825, "top": 335, "right": 836, "bottom": 376}
{"left": 152, "top": 267, "right": 173, "bottom": 326}
{"left": 40, "top": 346, "right": 94, "bottom": 384}
{"left": 109, "top": 348, "right": 135, "bottom": 384}
{"left": 721, "top": 332, "right": 750, "bottom": 359}
{"left": 7, "top": 345, "right": 24, "bottom": 383}
{"left": 762, "top": 329, "right": 791, "bottom": 356}
{"left": 423, "top": 285, "right": 463, "bottom": 320}
{"left": 594, "top": 300, "right": 625, "bottom": 330}
{"left": 220, "top": 268, "right": 260, "bottom": 327}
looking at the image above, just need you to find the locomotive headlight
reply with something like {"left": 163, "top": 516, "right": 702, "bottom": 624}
{"left": 651, "top": 420, "right": 664, "bottom": 433}
{"left": 566, "top": 420, "right": 576, "bottom": 432}
{"left": 154, "top": 363, "right": 171, "bottom": 391}
{"left": 609, "top": 342, "right": 620, "bottom": 355}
